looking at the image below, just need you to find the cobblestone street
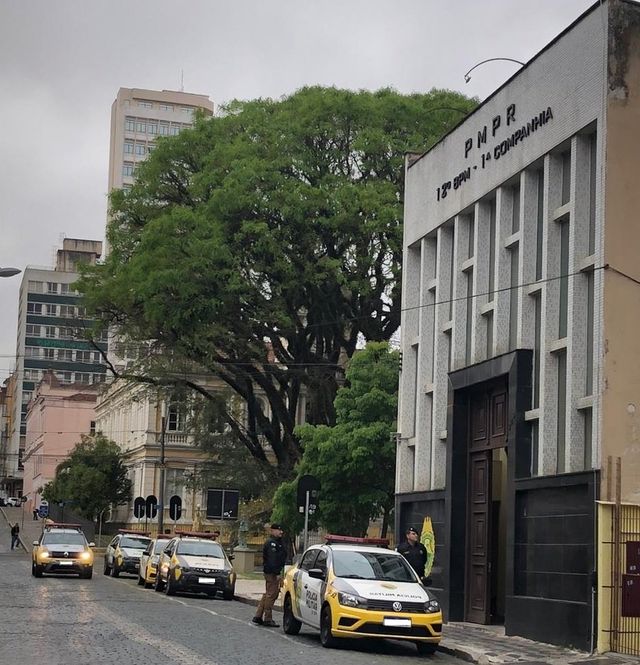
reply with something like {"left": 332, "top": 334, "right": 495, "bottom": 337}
{"left": 0, "top": 520, "right": 464, "bottom": 665}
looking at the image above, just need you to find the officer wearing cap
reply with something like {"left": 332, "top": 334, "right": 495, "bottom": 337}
{"left": 396, "top": 526, "right": 429, "bottom": 579}
{"left": 253, "top": 523, "right": 287, "bottom": 627}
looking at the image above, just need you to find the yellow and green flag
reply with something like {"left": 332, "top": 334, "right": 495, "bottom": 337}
{"left": 421, "top": 516, "right": 436, "bottom": 577}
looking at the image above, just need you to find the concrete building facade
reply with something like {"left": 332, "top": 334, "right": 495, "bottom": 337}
{"left": 107, "top": 87, "right": 214, "bottom": 195}
{"left": 3, "top": 239, "right": 107, "bottom": 496}
{"left": 396, "top": 0, "right": 640, "bottom": 650}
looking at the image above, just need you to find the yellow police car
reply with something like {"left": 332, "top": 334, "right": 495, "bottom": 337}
{"left": 103, "top": 530, "right": 151, "bottom": 577}
{"left": 154, "top": 531, "right": 236, "bottom": 599}
{"left": 281, "top": 535, "right": 442, "bottom": 656}
{"left": 32, "top": 522, "right": 95, "bottom": 579}
{"left": 137, "top": 536, "right": 172, "bottom": 588}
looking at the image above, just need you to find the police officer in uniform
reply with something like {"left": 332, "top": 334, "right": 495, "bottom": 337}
{"left": 253, "top": 524, "right": 287, "bottom": 627}
{"left": 396, "top": 526, "right": 428, "bottom": 579}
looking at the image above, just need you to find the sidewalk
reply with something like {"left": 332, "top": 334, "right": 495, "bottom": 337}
{"left": 0, "top": 505, "right": 44, "bottom": 551}
{"left": 233, "top": 577, "right": 639, "bottom": 664}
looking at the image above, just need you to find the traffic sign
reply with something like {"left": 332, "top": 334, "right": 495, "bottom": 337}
{"left": 169, "top": 495, "right": 182, "bottom": 521}
{"left": 133, "top": 496, "right": 146, "bottom": 519}
{"left": 296, "top": 475, "right": 320, "bottom": 513}
{"left": 145, "top": 495, "right": 158, "bottom": 519}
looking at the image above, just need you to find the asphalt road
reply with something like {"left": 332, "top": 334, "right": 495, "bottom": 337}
{"left": 0, "top": 539, "right": 464, "bottom": 664}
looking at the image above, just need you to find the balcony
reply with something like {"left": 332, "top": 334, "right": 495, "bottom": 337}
{"left": 164, "top": 431, "right": 188, "bottom": 445}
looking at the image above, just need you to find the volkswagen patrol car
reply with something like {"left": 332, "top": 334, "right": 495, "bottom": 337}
{"left": 103, "top": 530, "right": 151, "bottom": 577}
{"left": 137, "top": 536, "right": 172, "bottom": 588}
{"left": 32, "top": 523, "right": 95, "bottom": 579}
{"left": 281, "top": 535, "right": 442, "bottom": 656}
{"left": 154, "top": 531, "right": 236, "bottom": 599}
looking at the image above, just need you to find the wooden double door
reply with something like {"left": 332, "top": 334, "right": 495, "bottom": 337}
{"left": 465, "top": 381, "right": 508, "bottom": 624}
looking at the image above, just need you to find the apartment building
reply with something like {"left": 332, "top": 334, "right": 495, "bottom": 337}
{"left": 3, "top": 239, "right": 107, "bottom": 495}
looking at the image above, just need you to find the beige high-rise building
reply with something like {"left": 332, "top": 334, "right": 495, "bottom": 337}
{"left": 107, "top": 87, "right": 214, "bottom": 195}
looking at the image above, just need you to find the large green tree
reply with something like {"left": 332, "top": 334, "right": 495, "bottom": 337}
{"left": 79, "top": 86, "right": 475, "bottom": 474}
{"left": 42, "top": 435, "right": 132, "bottom": 521}
{"left": 271, "top": 342, "right": 399, "bottom": 537}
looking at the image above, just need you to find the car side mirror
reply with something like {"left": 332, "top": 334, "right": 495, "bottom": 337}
{"left": 228, "top": 555, "right": 235, "bottom": 561}
{"left": 421, "top": 576, "right": 433, "bottom": 587}
{"left": 33, "top": 540, "right": 39, "bottom": 547}
{"left": 308, "top": 568, "right": 325, "bottom": 580}
{"left": 88, "top": 542, "right": 95, "bottom": 548}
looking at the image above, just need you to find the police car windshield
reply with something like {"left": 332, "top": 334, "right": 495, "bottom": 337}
{"left": 121, "top": 536, "right": 150, "bottom": 549}
{"left": 154, "top": 540, "right": 171, "bottom": 554}
{"left": 177, "top": 541, "right": 224, "bottom": 558}
{"left": 42, "top": 533, "right": 86, "bottom": 546}
{"left": 332, "top": 550, "right": 416, "bottom": 582}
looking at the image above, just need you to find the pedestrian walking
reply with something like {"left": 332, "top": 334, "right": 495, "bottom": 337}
{"left": 396, "top": 526, "right": 428, "bottom": 580}
{"left": 252, "top": 523, "right": 287, "bottom": 627}
{"left": 10, "top": 523, "right": 20, "bottom": 551}
{"left": 32, "top": 507, "right": 39, "bottom": 520}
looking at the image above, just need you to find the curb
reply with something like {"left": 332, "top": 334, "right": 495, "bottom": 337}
{"left": 234, "top": 594, "right": 283, "bottom": 612}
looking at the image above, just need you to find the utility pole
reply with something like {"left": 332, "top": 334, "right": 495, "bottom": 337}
{"left": 157, "top": 416, "right": 167, "bottom": 535}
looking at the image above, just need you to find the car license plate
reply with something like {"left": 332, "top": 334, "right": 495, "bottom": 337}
{"left": 198, "top": 577, "right": 216, "bottom": 584}
{"left": 383, "top": 618, "right": 411, "bottom": 628}
{"left": 59, "top": 561, "right": 73, "bottom": 566}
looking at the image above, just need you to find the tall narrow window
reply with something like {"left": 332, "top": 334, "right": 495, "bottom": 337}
{"left": 467, "top": 216, "right": 475, "bottom": 259}
{"left": 561, "top": 150, "right": 571, "bottom": 206}
{"left": 446, "top": 330, "right": 453, "bottom": 371}
{"left": 512, "top": 185, "right": 520, "bottom": 234}
{"left": 448, "top": 228, "right": 455, "bottom": 321}
{"left": 465, "top": 271, "right": 473, "bottom": 365}
{"left": 558, "top": 220, "right": 569, "bottom": 338}
{"left": 509, "top": 247, "right": 519, "bottom": 350}
{"left": 532, "top": 293, "right": 542, "bottom": 409}
{"left": 583, "top": 408, "right": 593, "bottom": 470}
{"left": 486, "top": 311, "right": 494, "bottom": 360}
{"left": 536, "top": 170, "right": 544, "bottom": 280}
{"left": 588, "top": 134, "right": 597, "bottom": 255}
{"left": 556, "top": 351, "right": 567, "bottom": 474}
{"left": 530, "top": 420, "right": 539, "bottom": 476}
{"left": 488, "top": 201, "right": 496, "bottom": 302}
{"left": 585, "top": 271, "right": 594, "bottom": 395}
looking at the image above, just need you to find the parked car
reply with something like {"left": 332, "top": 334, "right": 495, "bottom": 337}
{"left": 6, "top": 497, "right": 22, "bottom": 507}
{"left": 155, "top": 531, "right": 236, "bottom": 599}
{"left": 103, "top": 530, "right": 151, "bottom": 577}
{"left": 138, "top": 536, "right": 172, "bottom": 589}
{"left": 281, "top": 535, "right": 442, "bottom": 656}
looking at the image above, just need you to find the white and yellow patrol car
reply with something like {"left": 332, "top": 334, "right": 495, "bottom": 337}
{"left": 281, "top": 535, "right": 442, "bottom": 656}
{"left": 32, "top": 522, "right": 95, "bottom": 579}
{"left": 137, "top": 536, "right": 172, "bottom": 588}
{"left": 155, "top": 531, "right": 236, "bottom": 599}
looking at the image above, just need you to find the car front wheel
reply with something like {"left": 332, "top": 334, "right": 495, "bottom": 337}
{"left": 320, "top": 605, "right": 339, "bottom": 648}
{"left": 164, "top": 572, "right": 176, "bottom": 596}
{"left": 282, "top": 594, "right": 302, "bottom": 635}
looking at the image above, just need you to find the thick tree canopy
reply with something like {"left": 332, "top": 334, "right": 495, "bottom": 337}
{"left": 79, "top": 86, "right": 475, "bottom": 474}
{"left": 271, "top": 342, "right": 399, "bottom": 537}
{"left": 42, "top": 435, "right": 132, "bottom": 521}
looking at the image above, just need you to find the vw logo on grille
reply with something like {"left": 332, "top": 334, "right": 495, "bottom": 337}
{"left": 64, "top": 552, "right": 69, "bottom": 558}
{"left": 392, "top": 601, "right": 403, "bottom": 612}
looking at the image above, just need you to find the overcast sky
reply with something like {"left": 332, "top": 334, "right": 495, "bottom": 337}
{"left": 0, "top": 0, "right": 594, "bottom": 379}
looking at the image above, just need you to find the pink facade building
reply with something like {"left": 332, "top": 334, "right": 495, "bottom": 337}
{"left": 23, "top": 372, "right": 98, "bottom": 512}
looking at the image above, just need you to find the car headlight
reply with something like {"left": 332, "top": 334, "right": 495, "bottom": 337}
{"left": 39, "top": 550, "right": 50, "bottom": 559}
{"left": 151, "top": 555, "right": 159, "bottom": 564}
{"left": 181, "top": 566, "right": 191, "bottom": 573}
{"left": 424, "top": 599, "right": 440, "bottom": 613}
{"left": 338, "top": 592, "right": 368, "bottom": 609}
{"left": 80, "top": 551, "right": 92, "bottom": 561}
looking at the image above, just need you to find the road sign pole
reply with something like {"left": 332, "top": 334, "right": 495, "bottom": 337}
{"left": 303, "top": 490, "right": 310, "bottom": 553}
{"left": 158, "top": 416, "right": 166, "bottom": 535}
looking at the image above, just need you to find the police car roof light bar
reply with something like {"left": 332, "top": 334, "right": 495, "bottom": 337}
{"left": 44, "top": 522, "right": 83, "bottom": 530}
{"left": 175, "top": 530, "right": 219, "bottom": 539}
{"left": 325, "top": 534, "right": 390, "bottom": 547}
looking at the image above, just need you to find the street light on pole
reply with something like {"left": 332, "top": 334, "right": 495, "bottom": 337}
{"left": 464, "top": 58, "right": 525, "bottom": 84}
{"left": 0, "top": 267, "right": 21, "bottom": 278}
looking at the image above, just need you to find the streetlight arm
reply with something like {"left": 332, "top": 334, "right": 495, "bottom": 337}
{"left": 464, "top": 58, "right": 525, "bottom": 83}
{"left": 0, "top": 267, "right": 21, "bottom": 278}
